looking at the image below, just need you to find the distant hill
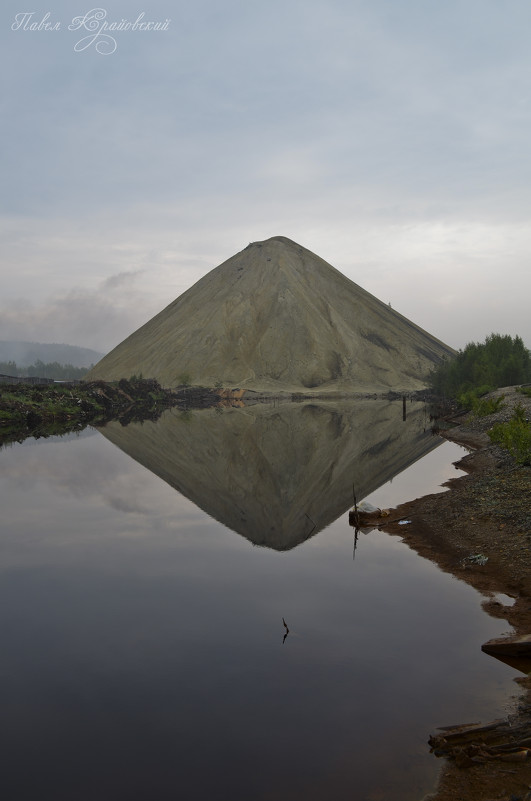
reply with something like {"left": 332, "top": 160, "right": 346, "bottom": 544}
{"left": 0, "top": 341, "right": 104, "bottom": 368}
{"left": 88, "top": 236, "right": 455, "bottom": 393}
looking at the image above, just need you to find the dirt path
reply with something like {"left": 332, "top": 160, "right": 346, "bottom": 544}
{"left": 362, "top": 387, "right": 531, "bottom": 800}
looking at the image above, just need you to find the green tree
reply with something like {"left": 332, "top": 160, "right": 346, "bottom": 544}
{"left": 0, "top": 360, "right": 19, "bottom": 376}
{"left": 0, "top": 359, "right": 90, "bottom": 381}
{"left": 428, "top": 333, "right": 531, "bottom": 399}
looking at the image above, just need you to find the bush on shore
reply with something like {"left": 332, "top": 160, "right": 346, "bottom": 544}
{"left": 488, "top": 403, "right": 531, "bottom": 466}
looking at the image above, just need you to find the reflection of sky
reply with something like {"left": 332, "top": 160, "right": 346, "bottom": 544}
{"left": 0, "top": 431, "right": 518, "bottom": 800}
{"left": 1, "top": 429, "right": 199, "bottom": 549}
{"left": 364, "top": 439, "right": 468, "bottom": 509}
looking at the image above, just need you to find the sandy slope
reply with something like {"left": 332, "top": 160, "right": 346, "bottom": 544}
{"left": 88, "top": 236, "right": 454, "bottom": 391}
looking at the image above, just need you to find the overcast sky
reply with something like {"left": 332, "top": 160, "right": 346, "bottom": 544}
{"left": 1, "top": 0, "right": 530, "bottom": 354}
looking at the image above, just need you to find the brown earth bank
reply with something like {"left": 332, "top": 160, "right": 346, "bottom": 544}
{"left": 358, "top": 387, "right": 531, "bottom": 801}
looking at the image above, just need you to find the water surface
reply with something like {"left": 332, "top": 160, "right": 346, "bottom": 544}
{"left": 0, "top": 401, "right": 518, "bottom": 800}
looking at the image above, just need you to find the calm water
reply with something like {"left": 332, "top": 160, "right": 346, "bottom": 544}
{"left": 0, "top": 401, "right": 519, "bottom": 801}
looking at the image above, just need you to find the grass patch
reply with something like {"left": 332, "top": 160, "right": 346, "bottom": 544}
{"left": 177, "top": 373, "right": 192, "bottom": 387}
{"left": 488, "top": 403, "right": 531, "bottom": 465}
{"left": 457, "top": 388, "right": 505, "bottom": 416}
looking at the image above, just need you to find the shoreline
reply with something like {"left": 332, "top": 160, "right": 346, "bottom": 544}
{"left": 368, "top": 387, "right": 531, "bottom": 800}
{"left": 0, "top": 379, "right": 443, "bottom": 447}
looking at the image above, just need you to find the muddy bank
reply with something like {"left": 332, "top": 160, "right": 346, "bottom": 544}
{"left": 358, "top": 387, "right": 531, "bottom": 800}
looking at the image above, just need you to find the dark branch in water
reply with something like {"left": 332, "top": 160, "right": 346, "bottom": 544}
{"left": 351, "top": 483, "right": 360, "bottom": 530}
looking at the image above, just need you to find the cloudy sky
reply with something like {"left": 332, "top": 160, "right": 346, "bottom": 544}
{"left": 1, "top": 0, "right": 530, "bottom": 354}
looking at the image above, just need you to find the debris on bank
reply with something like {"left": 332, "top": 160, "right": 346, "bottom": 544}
{"left": 429, "top": 716, "right": 531, "bottom": 769}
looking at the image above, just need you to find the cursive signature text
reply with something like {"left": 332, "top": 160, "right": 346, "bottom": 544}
{"left": 11, "top": 8, "right": 171, "bottom": 54}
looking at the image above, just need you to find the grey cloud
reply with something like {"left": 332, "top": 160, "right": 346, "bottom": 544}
{"left": 101, "top": 270, "right": 145, "bottom": 291}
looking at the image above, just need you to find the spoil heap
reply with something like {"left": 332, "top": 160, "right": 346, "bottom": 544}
{"left": 88, "top": 236, "right": 454, "bottom": 392}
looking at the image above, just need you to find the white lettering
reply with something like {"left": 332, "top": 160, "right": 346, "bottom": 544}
{"left": 131, "top": 12, "right": 145, "bottom": 31}
{"left": 12, "top": 11, "right": 60, "bottom": 31}
{"left": 74, "top": 32, "right": 117, "bottom": 54}
{"left": 11, "top": 8, "right": 171, "bottom": 53}
{"left": 11, "top": 12, "right": 33, "bottom": 30}
{"left": 69, "top": 8, "right": 116, "bottom": 53}
{"left": 69, "top": 8, "right": 107, "bottom": 32}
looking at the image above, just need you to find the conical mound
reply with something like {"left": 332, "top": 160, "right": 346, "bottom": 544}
{"left": 88, "top": 236, "right": 454, "bottom": 392}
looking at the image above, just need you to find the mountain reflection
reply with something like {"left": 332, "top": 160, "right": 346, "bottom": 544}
{"left": 98, "top": 400, "right": 439, "bottom": 550}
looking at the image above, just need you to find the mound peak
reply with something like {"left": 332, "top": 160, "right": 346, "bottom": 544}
{"left": 88, "top": 236, "right": 454, "bottom": 392}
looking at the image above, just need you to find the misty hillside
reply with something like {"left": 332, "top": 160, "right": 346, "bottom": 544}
{"left": 0, "top": 341, "right": 104, "bottom": 368}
